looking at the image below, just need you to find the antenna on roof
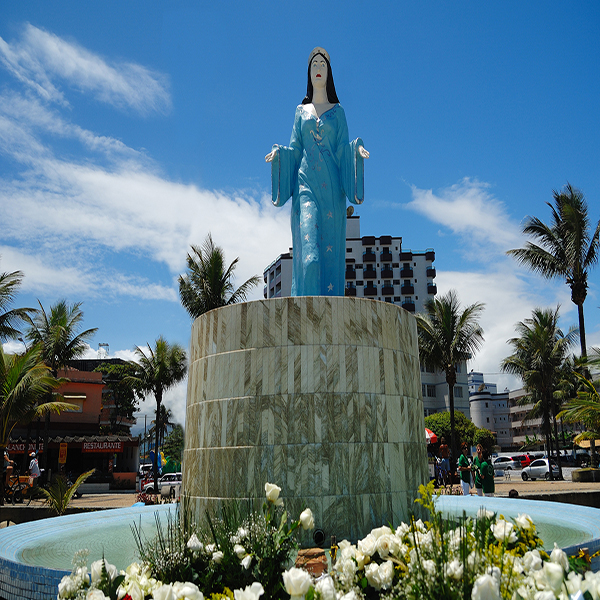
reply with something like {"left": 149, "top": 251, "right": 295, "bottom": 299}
{"left": 98, "top": 343, "right": 109, "bottom": 359}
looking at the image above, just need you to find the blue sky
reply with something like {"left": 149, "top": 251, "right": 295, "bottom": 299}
{"left": 1, "top": 2, "right": 599, "bottom": 430}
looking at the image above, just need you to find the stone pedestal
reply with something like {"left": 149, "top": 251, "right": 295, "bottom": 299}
{"left": 183, "top": 296, "right": 428, "bottom": 541}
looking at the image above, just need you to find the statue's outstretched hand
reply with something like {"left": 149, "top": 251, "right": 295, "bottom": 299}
{"left": 358, "top": 146, "right": 370, "bottom": 159}
{"left": 265, "top": 149, "right": 278, "bottom": 163}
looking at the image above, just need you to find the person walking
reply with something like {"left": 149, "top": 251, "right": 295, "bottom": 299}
{"left": 473, "top": 444, "right": 484, "bottom": 496}
{"left": 480, "top": 448, "right": 495, "bottom": 497}
{"left": 28, "top": 451, "right": 41, "bottom": 486}
{"left": 458, "top": 443, "right": 472, "bottom": 495}
{"left": 438, "top": 437, "right": 451, "bottom": 485}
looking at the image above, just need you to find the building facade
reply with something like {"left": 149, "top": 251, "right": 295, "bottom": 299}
{"left": 263, "top": 214, "right": 470, "bottom": 418}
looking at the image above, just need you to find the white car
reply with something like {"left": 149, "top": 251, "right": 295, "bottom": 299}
{"left": 521, "top": 459, "right": 560, "bottom": 481}
{"left": 492, "top": 456, "right": 520, "bottom": 471}
{"left": 159, "top": 472, "right": 182, "bottom": 498}
{"left": 143, "top": 472, "right": 182, "bottom": 494}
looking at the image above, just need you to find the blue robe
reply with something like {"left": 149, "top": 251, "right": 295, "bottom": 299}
{"left": 271, "top": 103, "right": 364, "bottom": 296}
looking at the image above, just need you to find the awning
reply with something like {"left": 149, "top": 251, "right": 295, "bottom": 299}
{"left": 425, "top": 428, "right": 438, "bottom": 444}
{"left": 575, "top": 440, "right": 600, "bottom": 449}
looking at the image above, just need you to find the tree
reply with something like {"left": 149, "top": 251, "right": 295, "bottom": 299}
{"left": 178, "top": 233, "right": 261, "bottom": 319}
{"left": 25, "top": 300, "right": 98, "bottom": 477}
{"left": 150, "top": 404, "right": 174, "bottom": 448}
{"left": 95, "top": 362, "right": 140, "bottom": 434}
{"left": 0, "top": 344, "right": 73, "bottom": 504}
{"left": 416, "top": 290, "right": 485, "bottom": 463}
{"left": 473, "top": 428, "right": 496, "bottom": 451}
{"left": 424, "top": 410, "right": 478, "bottom": 448}
{"left": 0, "top": 261, "right": 34, "bottom": 342}
{"left": 40, "top": 468, "right": 95, "bottom": 515}
{"left": 507, "top": 184, "right": 600, "bottom": 359}
{"left": 127, "top": 337, "right": 187, "bottom": 493}
{"left": 501, "top": 306, "right": 577, "bottom": 480}
{"left": 162, "top": 424, "right": 184, "bottom": 461}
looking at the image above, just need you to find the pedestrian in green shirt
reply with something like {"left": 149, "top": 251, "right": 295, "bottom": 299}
{"left": 458, "top": 442, "right": 472, "bottom": 495}
{"left": 473, "top": 444, "right": 484, "bottom": 496}
{"left": 481, "top": 448, "right": 495, "bottom": 497}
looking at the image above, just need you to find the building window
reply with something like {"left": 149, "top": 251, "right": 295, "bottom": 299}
{"left": 427, "top": 384, "right": 436, "bottom": 397}
{"left": 422, "top": 384, "right": 426, "bottom": 397}
{"left": 486, "top": 417, "right": 490, "bottom": 423}
{"left": 454, "top": 386, "right": 463, "bottom": 398}
{"left": 485, "top": 402, "right": 488, "bottom": 408}
{"left": 347, "top": 248, "right": 351, "bottom": 252}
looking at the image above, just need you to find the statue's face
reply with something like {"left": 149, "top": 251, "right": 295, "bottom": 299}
{"left": 310, "top": 55, "right": 327, "bottom": 90}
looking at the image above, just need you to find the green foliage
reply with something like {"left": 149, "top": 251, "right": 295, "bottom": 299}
{"left": 473, "top": 428, "right": 496, "bottom": 451}
{"left": 40, "top": 469, "right": 95, "bottom": 515}
{"left": 0, "top": 260, "right": 34, "bottom": 342}
{"left": 162, "top": 424, "right": 184, "bottom": 463}
{"left": 424, "top": 411, "right": 478, "bottom": 447}
{"left": 95, "top": 361, "right": 140, "bottom": 434}
{"left": 178, "top": 233, "right": 261, "bottom": 320}
{"left": 134, "top": 488, "right": 305, "bottom": 599}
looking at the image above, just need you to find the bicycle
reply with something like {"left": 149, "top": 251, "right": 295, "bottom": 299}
{"left": 4, "top": 469, "right": 28, "bottom": 505}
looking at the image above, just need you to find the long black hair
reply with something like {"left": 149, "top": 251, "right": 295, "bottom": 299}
{"left": 302, "top": 52, "right": 339, "bottom": 105}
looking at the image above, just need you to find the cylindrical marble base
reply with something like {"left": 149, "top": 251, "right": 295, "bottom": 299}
{"left": 183, "top": 296, "right": 428, "bottom": 541}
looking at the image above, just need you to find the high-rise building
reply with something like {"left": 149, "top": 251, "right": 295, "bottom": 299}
{"left": 262, "top": 214, "right": 470, "bottom": 418}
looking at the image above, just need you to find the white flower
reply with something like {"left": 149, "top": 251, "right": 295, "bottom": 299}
{"left": 550, "top": 543, "right": 569, "bottom": 573}
{"left": 375, "top": 534, "right": 394, "bottom": 557}
{"left": 153, "top": 583, "right": 176, "bottom": 600}
{"left": 241, "top": 555, "right": 253, "bottom": 570}
{"left": 187, "top": 534, "right": 204, "bottom": 551}
{"left": 354, "top": 550, "right": 367, "bottom": 570}
{"left": 265, "top": 482, "right": 284, "bottom": 506}
{"left": 445, "top": 559, "right": 464, "bottom": 580}
{"left": 205, "top": 544, "right": 216, "bottom": 553}
{"left": 395, "top": 522, "right": 410, "bottom": 538}
{"left": 118, "top": 580, "right": 145, "bottom": 600}
{"left": 299, "top": 508, "right": 315, "bottom": 530}
{"left": 422, "top": 560, "right": 436, "bottom": 577}
{"left": 315, "top": 575, "right": 336, "bottom": 600}
{"left": 173, "top": 582, "right": 204, "bottom": 600}
{"left": 523, "top": 550, "right": 543, "bottom": 572}
{"left": 539, "top": 562, "right": 565, "bottom": 595}
{"left": 58, "top": 575, "right": 81, "bottom": 598}
{"left": 212, "top": 551, "right": 224, "bottom": 564}
{"left": 477, "top": 508, "right": 495, "bottom": 520}
{"left": 515, "top": 513, "right": 534, "bottom": 530}
{"left": 358, "top": 534, "right": 377, "bottom": 557}
{"left": 282, "top": 567, "right": 312, "bottom": 599}
{"left": 533, "top": 591, "right": 555, "bottom": 600}
{"left": 378, "top": 561, "right": 394, "bottom": 589}
{"left": 365, "top": 563, "right": 382, "bottom": 590}
{"left": 491, "top": 520, "right": 517, "bottom": 543}
{"left": 234, "top": 582, "right": 264, "bottom": 600}
{"left": 370, "top": 525, "right": 392, "bottom": 539}
{"left": 471, "top": 573, "right": 501, "bottom": 600}
{"left": 234, "top": 544, "right": 247, "bottom": 559}
{"left": 339, "top": 591, "right": 359, "bottom": 600}
{"left": 90, "top": 559, "right": 118, "bottom": 583}
{"left": 86, "top": 590, "right": 110, "bottom": 600}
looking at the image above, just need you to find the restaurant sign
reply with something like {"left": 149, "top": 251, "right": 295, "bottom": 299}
{"left": 7, "top": 443, "right": 43, "bottom": 454}
{"left": 82, "top": 441, "right": 123, "bottom": 453}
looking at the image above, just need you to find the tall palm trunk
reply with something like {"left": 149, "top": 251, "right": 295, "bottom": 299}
{"left": 446, "top": 370, "right": 457, "bottom": 471}
{"left": 552, "top": 413, "right": 563, "bottom": 479}
{"left": 153, "top": 390, "right": 162, "bottom": 494}
{"left": 577, "top": 303, "right": 587, "bottom": 360}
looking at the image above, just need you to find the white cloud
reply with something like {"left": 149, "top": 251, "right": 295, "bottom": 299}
{"left": 406, "top": 178, "right": 522, "bottom": 260}
{"left": 0, "top": 24, "right": 171, "bottom": 114}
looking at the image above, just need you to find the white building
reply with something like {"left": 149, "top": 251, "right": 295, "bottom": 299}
{"left": 468, "top": 371, "right": 511, "bottom": 448}
{"left": 263, "top": 214, "right": 470, "bottom": 418}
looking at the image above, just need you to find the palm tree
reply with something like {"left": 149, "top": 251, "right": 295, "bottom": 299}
{"left": 501, "top": 307, "right": 577, "bottom": 479}
{"left": 507, "top": 184, "right": 600, "bottom": 359}
{"left": 127, "top": 337, "right": 187, "bottom": 493}
{"left": 150, "top": 404, "right": 174, "bottom": 448}
{"left": 0, "top": 344, "right": 73, "bottom": 504}
{"left": 25, "top": 300, "right": 98, "bottom": 476}
{"left": 416, "top": 290, "right": 485, "bottom": 463}
{"left": 0, "top": 262, "right": 34, "bottom": 342}
{"left": 557, "top": 372, "right": 600, "bottom": 468}
{"left": 178, "top": 233, "right": 261, "bottom": 319}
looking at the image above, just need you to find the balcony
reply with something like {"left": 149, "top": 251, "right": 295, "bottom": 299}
{"left": 400, "top": 251, "right": 413, "bottom": 261}
{"left": 426, "top": 267, "right": 436, "bottom": 278}
{"left": 363, "top": 267, "right": 377, "bottom": 279}
{"left": 379, "top": 235, "right": 392, "bottom": 245}
{"left": 380, "top": 250, "right": 393, "bottom": 262}
{"left": 402, "top": 301, "right": 416, "bottom": 312}
{"left": 364, "top": 285, "right": 377, "bottom": 297}
{"left": 427, "top": 284, "right": 437, "bottom": 295}
{"left": 345, "top": 286, "right": 357, "bottom": 297}
{"left": 362, "top": 236, "right": 376, "bottom": 246}
{"left": 381, "top": 266, "right": 393, "bottom": 278}
{"left": 425, "top": 249, "right": 435, "bottom": 261}
{"left": 363, "top": 250, "right": 376, "bottom": 262}
{"left": 345, "top": 267, "right": 356, "bottom": 280}
{"left": 400, "top": 267, "right": 413, "bottom": 278}
{"left": 401, "top": 284, "right": 414, "bottom": 295}
{"left": 381, "top": 285, "right": 394, "bottom": 295}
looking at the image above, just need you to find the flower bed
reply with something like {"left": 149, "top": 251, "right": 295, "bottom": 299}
{"left": 57, "top": 482, "right": 600, "bottom": 600}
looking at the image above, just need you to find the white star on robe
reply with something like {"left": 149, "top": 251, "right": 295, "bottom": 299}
{"left": 326, "top": 246, "right": 332, "bottom": 252}
{"left": 327, "top": 211, "right": 333, "bottom": 219}
{"left": 327, "top": 283, "right": 334, "bottom": 292}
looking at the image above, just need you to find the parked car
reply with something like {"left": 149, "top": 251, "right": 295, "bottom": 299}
{"left": 492, "top": 456, "right": 520, "bottom": 470}
{"left": 511, "top": 454, "right": 532, "bottom": 468}
{"left": 142, "top": 472, "right": 182, "bottom": 494}
{"left": 160, "top": 472, "right": 182, "bottom": 499}
{"left": 521, "top": 458, "right": 560, "bottom": 481}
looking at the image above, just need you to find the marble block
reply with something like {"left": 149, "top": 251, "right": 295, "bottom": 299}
{"left": 183, "top": 296, "right": 429, "bottom": 541}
